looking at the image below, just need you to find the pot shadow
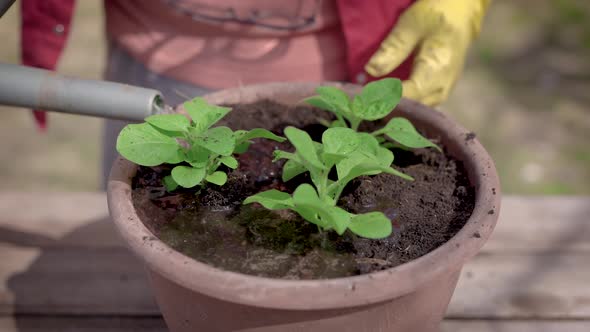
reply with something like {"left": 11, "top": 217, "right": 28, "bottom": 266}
{"left": 2, "top": 216, "right": 167, "bottom": 331}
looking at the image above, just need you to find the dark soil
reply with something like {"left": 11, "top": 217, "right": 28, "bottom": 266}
{"left": 132, "top": 100, "right": 475, "bottom": 279}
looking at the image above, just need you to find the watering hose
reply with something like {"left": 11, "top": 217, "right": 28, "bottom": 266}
{"left": 0, "top": 63, "right": 167, "bottom": 121}
{"left": 0, "top": 0, "right": 164, "bottom": 121}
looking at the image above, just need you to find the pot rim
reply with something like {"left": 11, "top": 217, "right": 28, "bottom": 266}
{"left": 107, "top": 82, "right": 501, "bottom": 310}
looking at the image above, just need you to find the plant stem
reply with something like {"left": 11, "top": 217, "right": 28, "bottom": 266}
{"left": 371, "top": 128, "right": 386, "bottom": 136}
{"left": 335, "top": 113, "right": 346, "bottom": 127}
{"left": 350, "top": 117, "right": 362, "bottom": 131}
{"left": 206, "top": 155, "right": 221, "bottom": 174}
{"left": 331, "top": 182, "right": 345, "bottom": 204}
{"left": 317, "top": 170, "right": 328, "bottom": 200}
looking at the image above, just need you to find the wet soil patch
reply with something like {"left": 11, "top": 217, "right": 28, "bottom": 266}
{"left": 132, "top": 100, "right": 475, "bottom": 279}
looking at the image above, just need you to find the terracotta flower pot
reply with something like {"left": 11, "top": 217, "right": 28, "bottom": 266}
{"left": 107, "top": 82, "right": 501, "bottom": 332}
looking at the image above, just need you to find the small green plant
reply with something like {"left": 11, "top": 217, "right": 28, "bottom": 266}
{"left": 116, "top": 97, "right": 285, "bottom": 190}
{"left": 244, "top": 126, "right": 413, "bottom": 239}
{"left": 305, "top": 78, "right": 440, "bottom": 151}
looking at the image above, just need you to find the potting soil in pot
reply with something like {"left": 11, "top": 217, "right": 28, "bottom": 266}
{"left": 132, "top": 100, "right": 475, "bottom": 279}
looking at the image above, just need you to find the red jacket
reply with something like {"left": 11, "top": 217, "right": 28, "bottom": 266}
{"left": 21, "top": 0, "right": 415, "bottom": 129}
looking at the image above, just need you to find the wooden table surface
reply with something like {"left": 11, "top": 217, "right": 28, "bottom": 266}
{"left": 0, "top": 193, "right": 588, "bottom": 331}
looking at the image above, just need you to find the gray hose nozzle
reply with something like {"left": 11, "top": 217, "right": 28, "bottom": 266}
{"left": 0, "top": 0, "right": 16, "bottom": 18}
{"left": 0, "top": 63, "right": 165, "bottom": 122}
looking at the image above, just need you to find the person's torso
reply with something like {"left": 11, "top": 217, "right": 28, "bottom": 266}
{"left": 104, "top": 0, "right": 347, "bottom": 89}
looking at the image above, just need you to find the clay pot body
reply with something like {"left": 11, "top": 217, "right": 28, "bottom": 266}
{"left": 107, "top": 82, "right": 501, "bottom": 332}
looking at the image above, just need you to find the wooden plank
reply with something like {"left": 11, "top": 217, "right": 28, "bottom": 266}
{"left": 0, "top": 244, "right": 158, "bottom": 315}
{"left": 0, "top": 317, "right": 588, "bottom": 332}
{"left": 1, "top": 193, "right": 588, "bottom": 252}
{"left": 1, "top": 193, "right": 589, "bottom": 319}
{"left": 1, "top": 241, "right": 589, "bottom": 318}
{"left": 448, "top": 253, "right": 590, "bottom": 319}
{"left": 0, "top": 316, "right": 167, "bottom": 332}
{"left": 482, "top": 196, "right": 590, "bottom": 253}
{"left": 441, "top": 320, "right": 590, "bottom": 332}
{"left": 0, "top": 192, "right": 121, "bottom": 248}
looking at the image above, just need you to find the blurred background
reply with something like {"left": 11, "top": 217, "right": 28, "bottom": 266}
{"left": 0, "top": 0, "right": 588, "bottom": 194}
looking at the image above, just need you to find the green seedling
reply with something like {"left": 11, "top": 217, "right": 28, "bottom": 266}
{"left": 116, "top": 97, "right": 285, "bottom": 190}
{"left": 244, "top": 126, "right": 413, "bottom": 239}
{"left": 305, "top": 78, "right": 440, "bottom": 151}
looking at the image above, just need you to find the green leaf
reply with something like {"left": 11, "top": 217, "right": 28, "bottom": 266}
{"left": 304, "top": 96, "right": 341, "bottom": 116}
{"left": 162, "top": 175, "right": 178, "bottom": 191}
{"left": 206, "top": 171, "right": 228, "bottom": 186}
{"left": 282, "top": 159, "right": 307, "bottom": 182}
{"left": 313, "top": 141, "right": 324, "bottom": 153}
{"left": 273, "top": 150, "right": 300, "bottom": 163}
{"left": 291, "top": 184, "right": 328, "bottom": 228}
{"left": 196, "top": 126, "right": 236, "bottom": 156}
{"left": 336, "top": 151, "right": 370, "bottom": 180}
{"left": 319, "top": 118, "right": 348, "bottom": 129}
{"left": 234, "top": 141, "right": 251, "bottom": 154}
{"left": 233, "top": 129, "right": 247, "bottom": 138}
{"left": 243, "top": 190, "right": 294, "bottom": 210}
{"left": 145, "top": 114, "right": 190, "bottom": 132}
{"left": 292, "top": 183, "right": 319, "bottom": 202}
{"left": 116, "top": 123, "right": 181, "bottom": 166}
{"left": 315, "top": 86, "right": 352, "bottom": 114}
{"left": 171, "top": 165, "right": 207, "bottom": 188}
{"left": 331, "top": 157, "right": 412, "bottom": 201}
{"left": 330, "top": 119, "right": 348, "bottom": 128}
{"left": 335, "top": 137, "right": 393, "bottom": 180}
{"left": 343, "top": 157, "right": 412, "bottom": 182}
{"left": 349, "top": 212, "right": 392, "bottom": 239}
{"left": 292, "top": 184, "right": 351, "bottom": 234}
{"left": 322, "top": 127, "right": 359, "bottom": 155}
{"left": 186, "top": 145, "right": 210, "bottom": 167}
{"left": 339, "top": 158, "right": 384, "bottom": 181}
{"left": 383, "top": 118, "right": 441, "bottom": 151}
{"left": 284, "top": 126, "right": 326, "bottom": 170}
{"left": 321, "top": 127, "right": 359, "bottom": 166}
{"left": 383, "top": 166, "right": 414, "bottom": 181}
{"left": 325, "top": 206, "right": 353, "bottom": 235}
{"left": 358, "top": 133, "right": 381, "bottom": 156}
{"left": 352, "top": 78, "right": 402, "bottom": 120}
{"left": 183, "top": 97, "right": 231, "bottom": 132}
{"left": 293, "top": 206, "right": 328, "bottom": 228}
{"left": 165, "top": 149, "right": 186, "bottom": 164}
{"left": 374, "top": 146, "right": 394, "bottom": 168}
{"left": 219, "top": 156, "right": 238, "bottom": 169}
{"left": 317, "top": 118, "right": 332, "bottom": 127}
{"left": 236, "top": 128, "right": 285, "bottom": 143}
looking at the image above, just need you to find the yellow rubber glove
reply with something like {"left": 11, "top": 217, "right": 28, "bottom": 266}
{"left": 365, "top": 0, "right": 491, "bottom": 106}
